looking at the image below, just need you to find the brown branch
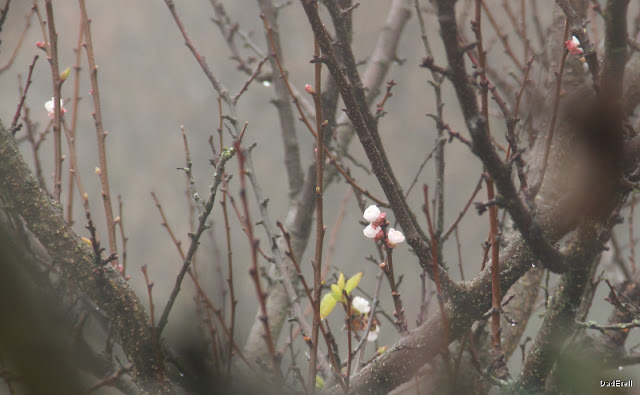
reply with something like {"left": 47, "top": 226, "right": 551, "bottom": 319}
{"left": 0, "top": 127, "right": 165, "bottom": 389}
{"left": 299, "top": 0, "right": 459, "bottom": 295}
{"left": 45, "top": 0, "right": 63, "bottom": 202}
{"left": 79, "top": 0, "right": 118, "bottom": 268}
{"left": 435, "top": 0, "right": 568, "bottom": 274}
{"left": 555, "top": 0, "right": 601, "bottom": 91}
{"left": 235, "top": 135, "right": 282, "bottom": 381}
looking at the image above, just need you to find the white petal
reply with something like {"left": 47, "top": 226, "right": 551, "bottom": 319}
{"left": 44, "top": 98, "right": 54, "bottom": 113}
{"left": 387, "top": 228, "right": 405, "bottom": 245}
{"left": 352, "top": 296, "right": 370, "bottom": 314}
{"left": 44, "top": 98, "right": 64, "bottom": 113}
{"left": 367, "top": 326, "right": 379, "bottom": 342}
{"left": 363, "top": 205, "right": 381, "bottom": 222}
{"left": 363, "top": 224, "right": 379, "bottom": 238}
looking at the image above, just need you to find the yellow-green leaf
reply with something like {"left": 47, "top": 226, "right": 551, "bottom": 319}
{"left": 337, "top": 272, "right": 345, "bottom": 290}
{"left": 81, "top": 237, "right": 92, "bottom": 246}
{"left": 316, "top": 375, "right": 325, "bottom": 389}
{"left": 60, "top": 67, "right": 71, "bottom": 81}
{"left": 330, "top": 283, "right": 343, "bottom": 300}
{"left": 320, "top": 293, "right": 338, "bottom": 319}
{"left": 345, "top": 272, "right": 363, "bottom": 294}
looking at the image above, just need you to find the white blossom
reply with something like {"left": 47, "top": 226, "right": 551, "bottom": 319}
{"left": 352, "top": 296, "right": 371, "bottom": 314}
{"left": 387, "top": 228, "right": 405, "bottom": 246}
{"left": 363, "top": 223, "right": 379, "bottom": 239}
{"left": 367, "top": 325, "right": 380, "bottom": 342}
{"left": 44, "top": 97, "right": 66, "bottom": 119}
{"left": 363, "top": 205, "right": 381, "bottom": 222}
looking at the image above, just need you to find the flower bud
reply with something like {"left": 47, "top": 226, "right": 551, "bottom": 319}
{"left": 363, "top": 205, "right": 381, "bottom": 222}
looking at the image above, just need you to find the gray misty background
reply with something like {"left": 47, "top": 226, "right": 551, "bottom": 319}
{"left": 1, "top": 0, "right": 638, "bottom": 382}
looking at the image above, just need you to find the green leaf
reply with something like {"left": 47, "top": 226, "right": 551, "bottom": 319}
{"left": 345, "top": 272, "right": 363, "bottom": 295}
{"left": 316, "top": 375, "right": 325, "bottom": 389}
{"left": 337, "top": 272, "right": 345, "bottom": 290}
{"left": 320, "top": 293, "right": 338, "bottom": 319}
{"left": 330, "top": 283, "right": 343, "bottom": 301}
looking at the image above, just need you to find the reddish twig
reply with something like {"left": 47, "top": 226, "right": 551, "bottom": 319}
{"left": 441, "top": 173, "right": 484, "bottom": 242}
{"left": 475, "top": 1, "right": 507, "bottom": 379}
{"left": 261, "top": 14, "right": 388, "bottom": 208}
{"left": 0, "top": 5, "right": 33, "bottom": 74}
{"left": 116, "top": 195, "right": 128, "bottom": 278}
{"left": 9, "top": 55, "right": 38, "bottom": 134}
{"left": 481, "top": 0, "right": 523, "bottom": 70}
{"left": 79, "top": 0, "right": 119, "bottom": 268}
{"left": 375, "top": 80, "right": 397, "bottom": 115}
{"left": 235, "top": 135, "right": 282, "bottom": 381}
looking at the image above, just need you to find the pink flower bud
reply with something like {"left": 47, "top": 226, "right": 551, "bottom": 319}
{"left": 565, "top": 36, "right": 583, "bottom": 55}
{"left": 372, "top": 212, "right": 387, "bottom": 228}
{"left": 305, "top": 84, "right": 316, "bottom": 95}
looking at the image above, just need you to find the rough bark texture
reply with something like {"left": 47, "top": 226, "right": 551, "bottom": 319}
{"left": 0, "top": 125, "right": 166, "bottom": 391}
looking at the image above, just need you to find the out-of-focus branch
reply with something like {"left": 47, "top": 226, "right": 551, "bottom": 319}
{"left": 258, "top": 0, "right": 304, "bottom": 199}
{"left": 335, "top": 0, "right": 412, "bottom": 157}
{"left": 601, "top": 0, "right": 630, "bottom": 98}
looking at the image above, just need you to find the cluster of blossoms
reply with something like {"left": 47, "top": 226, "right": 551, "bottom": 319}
{"left": 362, "top": 205, "right": 405, "bottom": 248}
{"left": 44, "top": 97, "right": 67, "bottom": 119}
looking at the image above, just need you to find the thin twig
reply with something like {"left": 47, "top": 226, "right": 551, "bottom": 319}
{"left": 235, "top": 133, "right": 282, "bottom": 381}
{"left": 45, "top": 0, "right": 63, "bottom": 201}
{"left": 309, "top": 17, "right": 325, "bottom": 390}
{"left": 79, "top": 0, "right": 118, "bottom": 267}
{"left": 156, "top": 141, "right": 235, "bottom": 335}
{"left": 9, "top": 55, "right": 38, "bottom": 134}
{"left": 531, "top": 21, "right": 569, "bottom": 199}
{"left": 0, "top": 5, "right": 34, "bottom": 74}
